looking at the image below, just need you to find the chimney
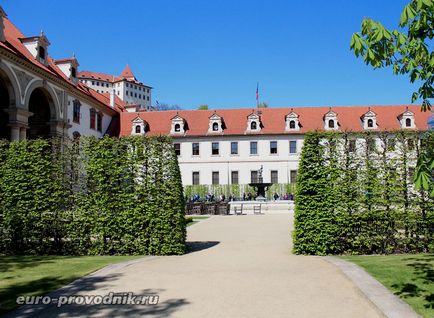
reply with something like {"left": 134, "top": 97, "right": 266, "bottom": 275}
{"left": 0, "top": 6, "right": 7, "bottom": 42}
{"left": 110, "top": 88, "right": 115, "bottom": 108}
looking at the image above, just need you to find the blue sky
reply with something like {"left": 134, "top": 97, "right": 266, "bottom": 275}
{"left": 3, "top": 0, "right": 415, "bottom": 109}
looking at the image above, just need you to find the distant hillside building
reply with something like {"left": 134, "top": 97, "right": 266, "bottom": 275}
{"left": 78, "top": 65, "right": 153, "bottom": 111}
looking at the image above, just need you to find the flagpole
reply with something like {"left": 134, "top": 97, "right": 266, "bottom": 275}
{"left": 256, "top": 82, "right": 259, "bottom": 109}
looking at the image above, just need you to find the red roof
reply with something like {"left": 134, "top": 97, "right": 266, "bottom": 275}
{"left": 119, "top": 64, "right": 135, "bottom": 80}
{"left": 119, "top": 105, "right": 431, "bottom": 137}
{"left": 78, "top": 70, "right": 114, "bottom": 82}
{"left": 0, "top": 16, "right": 118, "bottom": 115}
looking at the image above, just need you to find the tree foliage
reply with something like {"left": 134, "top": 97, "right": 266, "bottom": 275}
{"left": 351, "top": 0, "right": 434, "bottom": 111}
{"left": 198, "top": 104, "right": 209, "bottom": 110}
{"left": 351, "top": 0, "right": 434, "bottom": 196}
{"left": 293, "top": 131, "right": 434, "bottom": 255}
{"left": 0, "top": 136, "right": 186, "bottom": 256}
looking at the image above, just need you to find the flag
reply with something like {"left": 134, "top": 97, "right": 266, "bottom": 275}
{"left": 256, "top": 82, "right": 259, "bottom": 101}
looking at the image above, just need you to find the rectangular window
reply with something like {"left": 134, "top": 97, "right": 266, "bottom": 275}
{"left": 174, "top": 143, "right": 181, "bottom": 156}
{"left": 230, "top": 142, "right": 238, "bottom": 155}
{"left": 270, "top": 141, "right": 278, "bottom": 154}
{"left": 38, "top": 46, "right": 45, "bottom": 59}
{"left": 251, "top": 170, "right": 259, "bottom": 183}
{"left": 126, "top": 90, "right": 129, "bottom": 96}
{"left": 289, "top": 140, "right": 297, "bottom": 154}
{"left": 271, "top": 170, "right": 278, "bottom": 183}
{"left": 192, "top": 143, "right": 200, "bottom": 156}
{"left": 407, "top": 139, "right": 415, "bottom": 150}
{"left": 212, "top": 142, "right": 219, "bottom": 155}
{"left": 231, "top": 171, "right": 239, "bottom": 184}
{"left": 349, "top": 140, "right": 356, "bottom": 152}
{"left": 290, "top": 170, "right": 298, "bottom": 184}
{"left": 367, "top": 139, "right": 376, "bottom": 152}
{"left": 89, "top": 109, "right": 96, "bottom": 129}
{"left": 92, "top": 81, "right": 95, "bottom": 85}
{"left": 96, "top": 112, "right": 103, "bottom": 132}
{"left": 212, "top": 171, "right": 219, "bottom": 185}
{"left": 73, "top": 101, "right": 81, "bottom": 124}
{"left": 96, "top": 81, "right": 100, "bottom": 86}
{"left": 147, "top": 96, "right": 150, "bottom": 101}
{"left": 192, "top": 172, "right": 200, "bottom": 185}
{"left": 388, "top": 138, "right": 396, "bottom": 151}
{"left": 250, "top": 141, "right": 258, "bottom": 155}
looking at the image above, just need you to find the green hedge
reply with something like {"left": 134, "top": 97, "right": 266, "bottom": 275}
{"left": 293, "top": 131, "right": 434, "bottom": 255}
{"left": 0, "top": 136, "right": 186, "bottom": 256}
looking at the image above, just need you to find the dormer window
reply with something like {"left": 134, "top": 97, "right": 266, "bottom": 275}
{"left": 398, "top": 108, "right": 416, "bottom": 129}
{"left": 208, "top": 112, "right": 224, "bottom": 133}
{"left": 246, "top": 112, "right": 261, "bottom": 132}
{"left": 131, "top": 116, "right": 147, "bottom": 135}
{"left": 38, "top": 46, "right": 46, "bottom": 59}
{"left": 171, "top": 114, "right": 186, "bottom": 134}
{"left": 55, "top": 55, "right": 80, "bottom": 83}
{"left": 362, "top": 109, "right": 378, "bottom": 130}
{"left": 285, "top": 110, "right": 300, "bottom": 131}
{"left": 324, "top": 109, "right": 338, "bottom": 130}
{"left": 20, "top": 31, "right": 50, "bottom": 66}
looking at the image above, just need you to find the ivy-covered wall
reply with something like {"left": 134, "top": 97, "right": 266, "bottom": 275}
{"left": 293, "top": 131, "right": 434, "bottom": 255}
{"left": 0, "top": 136, "right": 186, "bottom": 256}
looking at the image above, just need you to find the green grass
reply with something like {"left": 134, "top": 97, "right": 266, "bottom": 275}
{"left": 0, "top": 255, "right": 143, "bottom": 315}
{"left": 340, "top": 254, "right": 434, "bottom": 318}
{"left": 186, "top": 216, "right": 209, "bottom": 226}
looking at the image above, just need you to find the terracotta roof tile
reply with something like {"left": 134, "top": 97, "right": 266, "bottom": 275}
{"left": 119, "top": 105, "right": 431, "bottom": 137}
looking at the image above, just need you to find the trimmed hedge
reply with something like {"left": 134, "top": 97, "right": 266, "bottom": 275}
{"left": 0, "top": 136, "right": 186, "bottom": 256}
{"left": 293, "top": 131, "right": 434, "bottom": 255}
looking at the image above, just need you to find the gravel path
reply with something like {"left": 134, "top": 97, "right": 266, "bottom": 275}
{"left": 11, "top": 214, "right": 383, "bottom": 318}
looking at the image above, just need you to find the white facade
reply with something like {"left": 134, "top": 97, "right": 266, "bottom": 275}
{"left": 78, "top": 66, "right": 153, "bottom": 110}
{"left": 174, "top": 135, "right": 303, "bottom": 186}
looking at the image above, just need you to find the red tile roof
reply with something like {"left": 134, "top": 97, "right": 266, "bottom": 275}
{"left": 0, "top": 17, "right": 118, "bottom": 115}
{"left": 119, "top": 105, "right": 431, "bottom": 137}
{"left": 119, "top": 64, "right": 135, "bottom": 80}
{"left": 78, "top": 70, "right": 114, "bottom": 82}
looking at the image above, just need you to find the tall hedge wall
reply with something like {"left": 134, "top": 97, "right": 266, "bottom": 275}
{"left": 0, "top": 136, "right": 186, "bottom": 256}
{"left": 293, "top": 131, "right": 434, "bottom": 255}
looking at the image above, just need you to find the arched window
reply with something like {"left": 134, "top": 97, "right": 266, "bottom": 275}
{"left": 367, "top": 119, "right": 373, "bottom": 128}
{"left": 289, "top": 120, "right": 296, "bottom": 129}
{"left": 212, "top": 122, "right": 219, "bottom": 131}
{"left": 250, "top": 121, "right": 257, "bottom": 130}
{"left": 328, "top": 119, "right": 335, "bottom": 128}
{"left": 405, "top": 118, "right": 412, "bottom": 127}
{"left": 174, "top": 123, "right": 181, "bottom": 132}
{"left": 135, "top": 125, "right": 141, "bottom": 133}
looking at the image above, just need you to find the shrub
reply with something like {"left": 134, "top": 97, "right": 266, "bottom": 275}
{"left": 0, "top": 136, "right": 186, "bottom": 256}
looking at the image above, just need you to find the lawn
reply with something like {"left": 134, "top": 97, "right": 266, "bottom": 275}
{"left": 186, "top": 216, "right": 209, "bottom": 226}
{"left": 340, "top": 254, "right": 434, "bottom": 318}
{"left": 0, "top": 255, "right": 143, "bottom": 315}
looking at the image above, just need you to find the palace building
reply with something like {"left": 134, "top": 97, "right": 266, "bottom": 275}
{"left": 0, "top": 6, "right": 135, "bottom": 141}
{"left": 0, "top": 6, "right": 432, "bottom": 190}
{"left": 119, "top": 106, "right": 431, "bottom": 187}
{"left": 78, "top": 65, "right": 153, "bottom": 111}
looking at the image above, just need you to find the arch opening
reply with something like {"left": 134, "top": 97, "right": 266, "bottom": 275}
{"left": 28, "top": 88, "right": 53, "bottom": 139}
